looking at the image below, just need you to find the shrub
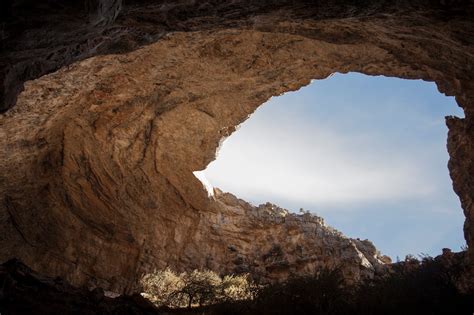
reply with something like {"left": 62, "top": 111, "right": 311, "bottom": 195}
{"left": 220, "top": 274, "right": 254, "bottom": 301}
{"left": 141, "top": 251, "right": 474, "bottom": 314}
{"left": 253, "top": 268, "right": 352, "bottom": 315}
{"left": 141, "top": 269, "right": 253, "bottom": 309}
{"left": 174, "top": 270, "right": 222, "bottom": 308}
{"left": 140, "top": 268, "right": 183, "bottom": 307}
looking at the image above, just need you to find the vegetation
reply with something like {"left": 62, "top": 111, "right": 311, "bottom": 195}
{"left": 141, "top": 269, "right": 255, "bottom": 309}
{"left": 141, "top": 251, "right": 474, "bottom": 314}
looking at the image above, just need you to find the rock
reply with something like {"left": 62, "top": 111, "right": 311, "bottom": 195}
{"left": 210, "top": 190, "right": 388, "bottom": 283}
{"left": 0, "top": 259, "right": 160, "bottom": 314}
{"left": 86, "top": 0, "right": 122, "bottom": 26}
{"left": 0, "top": 0, "right": 473, "bottom": 294}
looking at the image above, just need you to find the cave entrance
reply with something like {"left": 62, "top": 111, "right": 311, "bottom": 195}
{"left": 198, "top": 72, "right": 466, "bottom": 260}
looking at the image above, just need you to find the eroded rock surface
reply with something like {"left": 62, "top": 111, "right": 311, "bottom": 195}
{"left": 203, "top": 189, "right": 389, "bottom": 283}
{"left": 1, "top": 0, "right": 473, "bottom": 293}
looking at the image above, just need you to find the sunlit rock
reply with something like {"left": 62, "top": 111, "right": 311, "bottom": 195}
{"left": 0, "top": 0, "right": 473, "bottom": 294}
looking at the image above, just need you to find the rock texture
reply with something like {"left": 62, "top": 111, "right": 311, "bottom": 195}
{"left": 202, "top": 189, "right": 389, "bottom": 283}
{"left": 1, "top": 0, "right": 473, "bottom": 293}
{"left": 2, "top": 0, "right": 473, "bottom": 112}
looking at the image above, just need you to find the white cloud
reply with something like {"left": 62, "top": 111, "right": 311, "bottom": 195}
{"left": 204, "top": 123, "right": 436, "bottom": 209}
{"left": 204, "top": 96, "right": 446, "bottom": 210}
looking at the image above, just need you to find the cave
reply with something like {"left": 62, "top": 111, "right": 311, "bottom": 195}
{"left": 1, "top": 0, "right": 473, "bottom": 302}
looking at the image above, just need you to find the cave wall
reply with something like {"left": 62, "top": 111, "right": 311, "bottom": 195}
{"left": 1, "top": 0, "right": 473, "bottom": 293}
{"left": 3, "top": 0, "right": 472, "bottom": 113}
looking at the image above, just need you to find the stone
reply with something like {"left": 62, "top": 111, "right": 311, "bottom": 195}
{"left": 0, "top": 259, "right": 159, "bottom": 314}
{"left": 0, "top": 0, "right": 473, "bottom": 294}
{"left": 209, "top": 189, "right": 388, "bottom": 283}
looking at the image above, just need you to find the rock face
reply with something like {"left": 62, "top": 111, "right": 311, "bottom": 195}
{"left": 202, "top": 189, "right": 388, "bottom": 283}
{"left": 0, "top": 0, "right": 473, "bottom": 293}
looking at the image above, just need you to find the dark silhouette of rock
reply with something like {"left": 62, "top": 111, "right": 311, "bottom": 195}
{"left": 0, "top": 259, "right": 160, "bottom": 314}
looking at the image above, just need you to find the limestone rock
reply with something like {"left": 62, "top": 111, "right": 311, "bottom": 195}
{"left": 0, "top": 0, "right": 473, "bottom": 293}
{"left": 207, "top": 189, "right": 388, "bottom": 283}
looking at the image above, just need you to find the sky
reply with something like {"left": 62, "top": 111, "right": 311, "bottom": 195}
{"left": 200, "top": 72, "right": 466, "bottom": 260}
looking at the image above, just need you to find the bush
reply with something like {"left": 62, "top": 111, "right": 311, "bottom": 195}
{"left": 253, "top": 268, "right": 352, "bottom": 315}
{"left": 141, "top": 269, "right": 254, "bottom": 309}
{"left": 174, "top": 270, "right": 222, "bottom": 308}
{"left": 141, "top": 251, "right": 474, "bottom": 314}
{"left": 220, "top": 274, "right": 255, "bottom": 301}
{"left": 353, "top": 253, "right": 474, "bottom": 315}
{"left": 140, "top": 268, "right": 183, "bottom": 307}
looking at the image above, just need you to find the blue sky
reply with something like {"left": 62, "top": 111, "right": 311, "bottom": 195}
{"left": 202, "top": 72, "right": 466, "bottom": 260}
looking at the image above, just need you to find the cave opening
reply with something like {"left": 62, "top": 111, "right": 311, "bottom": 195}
{"left": 198, "top": 72, "right": 466, "bottom": 260}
